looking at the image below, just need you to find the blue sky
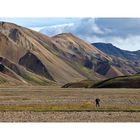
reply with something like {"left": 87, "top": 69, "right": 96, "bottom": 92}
{"left": 0, "top": 18, "right": 140, "bottom": 51}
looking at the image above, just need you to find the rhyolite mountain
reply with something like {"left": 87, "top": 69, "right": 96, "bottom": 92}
{"left": 0, "top": 21, "right": 140, "bottom": 86}
{"left": 0, "top": 21, "right": 105, "bottom": 86}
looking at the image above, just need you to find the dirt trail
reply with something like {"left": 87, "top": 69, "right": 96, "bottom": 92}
{"left": 0, "top": 111, "right": 139, "bottom": 122}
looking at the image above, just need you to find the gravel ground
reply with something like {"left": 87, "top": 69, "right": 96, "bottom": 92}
{"left": 0, "top": 111, "right": 139, "bottom": 122}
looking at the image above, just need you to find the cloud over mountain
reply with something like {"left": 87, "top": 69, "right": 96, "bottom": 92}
{"left": 39, "top": 18, "right": 140, "bottom": 51}
{"left": 1, "top": 18, "right": 140, "bottom": 51}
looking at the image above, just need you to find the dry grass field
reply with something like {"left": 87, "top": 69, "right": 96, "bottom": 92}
{"left": 0, "top": 86, "right": 140, "bottom": 122}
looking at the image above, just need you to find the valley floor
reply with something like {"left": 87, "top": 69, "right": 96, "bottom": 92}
{"left": 0, "top": 86, "right": 139, "bottom": 122}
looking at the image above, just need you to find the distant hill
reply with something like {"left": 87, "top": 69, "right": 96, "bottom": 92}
{"left": 90, "top": 73, "right": 140, "bottom": 88}
{"left": 62, "top": 80, "right": 97, "bottom": 88}
{"left": 62, "top": 73, "right": 140, "bottom": 88}
{"left": 92, "top": 42, "right": 140, "bottom": 60}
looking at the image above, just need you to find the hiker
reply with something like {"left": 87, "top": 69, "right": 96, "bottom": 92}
{"left": 95, "top": 98, "right": 100, "bottom": 107}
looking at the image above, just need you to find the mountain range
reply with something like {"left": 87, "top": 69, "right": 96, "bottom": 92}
{"left": 0, "top": 21, "right": 140, "bottom": 86}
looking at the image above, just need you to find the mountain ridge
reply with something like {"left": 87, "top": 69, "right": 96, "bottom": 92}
{"left": 92, "top": 42, "right": 140, "bottom": 60}
{"left": 0, "top": 21, "right": 140, "bottom": 86}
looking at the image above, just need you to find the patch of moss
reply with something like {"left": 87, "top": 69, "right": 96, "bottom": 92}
{"left": 0, "top": 76, "right": 7, "bottom": 84}
{"left": 24, "top": 72, "right": 51, "bottom": 85}
{"left": 62, "top": 80, "right": 97, "bottom": 88}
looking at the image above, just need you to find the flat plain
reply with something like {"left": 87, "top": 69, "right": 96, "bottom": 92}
{"left": 0, "top": 86, "right": 139, "bottom": 122}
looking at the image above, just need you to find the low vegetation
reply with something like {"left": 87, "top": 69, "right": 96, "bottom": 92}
{"left": 24, "top": 72, "right": 55, "bottom": 86}
{"left": 90, "top": 73, "right": 140, "bottom": 88}
{"left": 62, "top": 73, "right": 140, "bottom": 88}
{"left": 62, "top": 80, "right": 97, "bottom": 88}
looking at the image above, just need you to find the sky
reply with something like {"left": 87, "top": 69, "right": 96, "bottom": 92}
{"left": 0, "top": 18, "right": 140, "bottom": 51}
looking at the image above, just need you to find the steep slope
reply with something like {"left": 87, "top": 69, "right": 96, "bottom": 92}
{"left": 0, "top": 56, "right": 53, "bottom": 86}
{"left": 91, "top": 73, "right": 140, "bottom": 88}
{"left": 52, "top": 33, "right": 123, "bottom": 78}
{"left": 0, "top": 73, "right": 22, "bottom": 86}
{"left": 16, "top": 26, "right": 100, "bottom": 82}
{"left": 50, "top": 33, "right": 112, "bottom": 79}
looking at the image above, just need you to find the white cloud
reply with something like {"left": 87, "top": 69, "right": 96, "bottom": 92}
{"left": 39, "top": 18, "right": 106, "bottom": 36}
{"left": 29, "top": 26, "right": 46, "bottom": 31}
{"left": 109, "top": 36, "right": 140, "bottom": 51}
{"left": 77, "top": 18, "right": 104, "bottom": 35}
{"left": 38, "top": 18, "right": 140, "bottom": 51}
{"left": 1, "top": 18, "right": 140, "bottom": 51}
{"left": 40, "top": 23, "right": 75, "bottom": 36}
{"left": 86, "top": 35, "right": 140, "bottom": 51}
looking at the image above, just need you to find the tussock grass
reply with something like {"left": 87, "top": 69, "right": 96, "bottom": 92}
{"left": 0, "top": 102, "right": 139, "bottom": 112}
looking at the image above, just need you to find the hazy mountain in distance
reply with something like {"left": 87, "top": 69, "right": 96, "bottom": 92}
{"left": 92, "top": 42, "right": 140, "bottom": 60}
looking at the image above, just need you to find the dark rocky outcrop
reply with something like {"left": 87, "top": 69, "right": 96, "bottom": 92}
{"left": 83, "top": 58, "right": 93, "bottom": 69}
{"left": 19, "top": 51, "right": 54, "bottom": 81}
{"left": 0, "top": 63, "right": 4, "bottom": 72}
{"left": 94, "top": 61, "right": 110, "bottom": 75}
{"left": 9, "top": 28, "right": 21, "bottom": 42}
